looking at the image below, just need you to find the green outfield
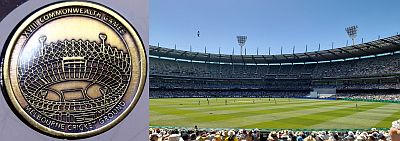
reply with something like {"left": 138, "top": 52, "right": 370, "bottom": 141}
{"left": 150, "top": 98, "right": 400, "bottom": 129}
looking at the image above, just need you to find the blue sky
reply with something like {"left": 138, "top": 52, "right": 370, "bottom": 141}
{"left": 150, "top": 0, "right": 400, "bottom": 55}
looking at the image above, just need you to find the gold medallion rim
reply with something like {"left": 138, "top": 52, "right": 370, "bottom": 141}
{"left": 2, "top": 1, "right": 147, "bottom": 139}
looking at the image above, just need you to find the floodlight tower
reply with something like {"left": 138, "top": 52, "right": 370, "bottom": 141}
{"left": 237, "top": 35, "right": 247, "bottom": 55}
{"left": 345, "top": 25, "right": 358, "bottom": 45}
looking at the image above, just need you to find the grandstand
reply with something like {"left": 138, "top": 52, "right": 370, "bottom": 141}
{"left": 149, "top": 35, "right": 400, "bottom": 132}
{"left": 150, "top": 35, "right": 400, "bottom": 100}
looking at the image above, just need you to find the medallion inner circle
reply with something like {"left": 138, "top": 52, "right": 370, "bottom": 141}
{"left": 2, "top": 2, "right": 145, "bottom": 138}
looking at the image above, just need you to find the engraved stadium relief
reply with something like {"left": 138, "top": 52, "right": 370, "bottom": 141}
{"left": 18, "top": 34, "right": 130, "bottom": 124}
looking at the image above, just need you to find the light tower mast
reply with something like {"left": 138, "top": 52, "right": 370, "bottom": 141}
{"left": 237, "top": 35, "right": 247, "bottom": 55}
{"left": 345, "top": 25, "right": 358, "bottom": 45}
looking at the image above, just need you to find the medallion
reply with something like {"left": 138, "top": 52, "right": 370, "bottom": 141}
{"left": 2, "top": 1, "right": 147, "bottom": 138}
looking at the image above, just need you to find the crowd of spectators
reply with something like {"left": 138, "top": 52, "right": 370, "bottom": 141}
{"left": 150, "top": 53, "right": 400, "bottom": 79}
{"left": 150, "top": 90, "right": 400, "bottom": 101}
{"left": 340, "top": 84, "right": 400, "bottom": 90}
{"left": 313, "top": 54, "right": 400, "bottom": 78}
{"left": 149, "top": 127, "right": 397, "bottom": 141}
{"left": 313, "top": 83, "right": 400, "bottom": 91}
{"left": 336, "top": 92, "right": 400, "bottom": 101}
{"left": 150, "top": 78, "right": 311, "bottom": 90}
{"left": 151, "top": 79, "right": 400, "bottom": 91}
{"left": 150, "top": 90, "right": 309, "bottom": 99}
{"left": 150, "top": 57, "right": 313, "bottom": 79}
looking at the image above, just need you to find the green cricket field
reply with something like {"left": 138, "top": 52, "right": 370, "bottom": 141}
{"left": 150, "top": 98, "right": 400, "bottom": 129}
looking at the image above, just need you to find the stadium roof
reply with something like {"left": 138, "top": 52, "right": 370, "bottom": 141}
{"left": 150, "top": 35, "right": 400, "bottom": 64}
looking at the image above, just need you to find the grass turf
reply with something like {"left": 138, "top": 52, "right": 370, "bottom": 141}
{"left": 150, "top": 98, "right": 400, "bottom": 129}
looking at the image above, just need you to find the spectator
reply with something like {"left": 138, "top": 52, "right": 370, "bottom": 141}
{"left": 304, "top": 135, "right": 316, "bottom": 141}
{"left": 149, "top": 133, "right": 158, "bottom": 141}
{"left": 181, "top": 133, "right": 190, "bottom": 141}
{"left": 225, "top": 130, "right": 238, "bottom": 141}
{"left": 297, "top": 132, "right": 305, "bottom": 141}
{"left": 390, "top": 128, "right": 400, "bottom": 141}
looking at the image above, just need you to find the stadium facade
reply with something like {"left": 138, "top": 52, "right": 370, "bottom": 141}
{"left": 149, "top": 35, "right": 400, "bottom": 99}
